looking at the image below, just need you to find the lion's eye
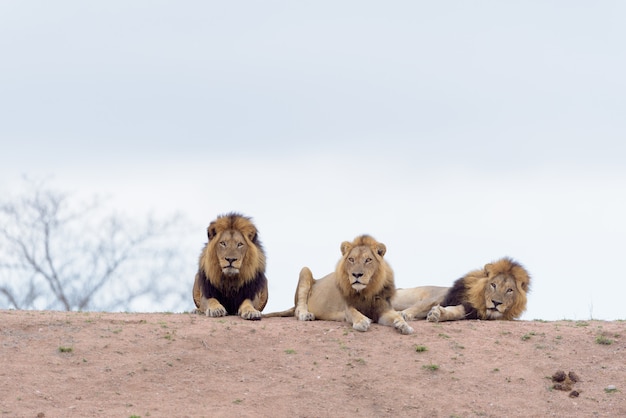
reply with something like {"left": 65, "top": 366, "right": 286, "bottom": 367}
{"left": 237, "top": 242, "right": 244, "bottom": 248}
{"left": 219, "top": 241, "right": 226, "bottom": 247}
{"left": 365, "top": 258, "right": 372, "bottom": 263}
{"left": 348, "top": 257, "right": 355, "bottom": 263}
{"left": 507, "top": 288, "right": 514, "bottom": 293}
{"left": 490, "top": 283, "right": 496, "bottom": 290}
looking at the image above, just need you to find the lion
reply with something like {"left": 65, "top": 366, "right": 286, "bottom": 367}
{"left": 264, "top": 235, "right": 414, "bottom": 334}
{"left": 425, "top": 257, "right": 531, "bottom": 322}
{"left": 192, "top": 212, "right": 268, "bottom": 320}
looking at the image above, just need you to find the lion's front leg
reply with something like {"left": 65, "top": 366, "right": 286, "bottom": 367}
{"left": 294, "top": 267, "right": 315, "bottom": 321}
{"left": 379, "top": 310, "right": 414, "bottom": 335}
{"left": 238, "top": 299, "right": 262, "bottom": 320}
{"left": 345, "top": 306, "right": 372, "bottom": 332}
{"left": 201, "top": 297, "right": 227, "bottom": 318}
{"left": 427, "top": 305, "right": 466, "bottom": 322}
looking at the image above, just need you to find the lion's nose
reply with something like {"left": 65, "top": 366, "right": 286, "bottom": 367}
{"left": 226, "top": 257, "right": 237, "bottom": 265}
{"left": 352, "top": 272, "right": 363, "bottom": 279}
{"left": 492, "top": 300, "right": 502, "bottom": 307}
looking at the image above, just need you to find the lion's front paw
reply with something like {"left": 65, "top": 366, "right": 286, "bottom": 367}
{"left": 205, "top": 305, "right": 227, "bottom": 317}
{"left": 240, "top": 308, "right": 262, "bottom": 320}
{"left": 396, "top": 320, "right": 414, "bottom": 335}
{"left": 295, "top": 308, "right": 314, "bottom": 321}
{"left": 353, "top": 317, "right": 372, "bottom": 332}
{"left": 426, "top": 306, "right": 442, "bottom": 323}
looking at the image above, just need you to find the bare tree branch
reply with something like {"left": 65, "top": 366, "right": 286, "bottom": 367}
{"left": 0, "top": 178, "right": 191, "bottom": 312}
{"left": 0, "top": 286, "right": 21, "bottom": 309}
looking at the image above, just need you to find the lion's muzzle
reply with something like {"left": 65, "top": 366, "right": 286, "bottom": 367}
{"left": 220, "top": 256, "right": 242, "bottom": 276}
{"left": 351, "top": 272, "right": 367, "bottom": 291}
{"left": 487, "top": 300, "right": 504, "bottom": 312}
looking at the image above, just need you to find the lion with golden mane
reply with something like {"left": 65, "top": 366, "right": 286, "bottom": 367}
{"left": 192, "top": 213, "right": 268, "bottom": 320}
{"left": 391, "top": 257, "right": 530, "bottom": 322}
{"left": 264, "top": 235, "right": 414, "bottom": 334}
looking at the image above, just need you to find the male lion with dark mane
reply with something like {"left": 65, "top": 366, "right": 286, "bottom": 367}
{"left": 192, "top": 213, "right": 268, "bottom": 320}
{"left": 264, "top": 235, "right": 414, "bottom": 334}
{"left": 427, "top": 257, "right": 530, "bottom": 322}
{"left": 391, "top": 257, "right": 530, "bottom": 322}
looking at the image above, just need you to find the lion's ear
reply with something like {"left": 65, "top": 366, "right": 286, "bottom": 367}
{"left": 375, "top": 243, "right": 386, "bottom": 257}
{"left": 484, "top": 263, "right": 493, "bottom": 277}
{"left": 340, "top": 241, "right": 352, "bottom": 256}
{"left": 207, "top": 222, "right": 217, "bottom": 240}
{"left": 247, "top": 227, "right": 258, "bottom": 243}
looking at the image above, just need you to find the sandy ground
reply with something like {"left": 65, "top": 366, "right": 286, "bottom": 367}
{"left": 1, "top": 310, "right": 624, "bottom": 418}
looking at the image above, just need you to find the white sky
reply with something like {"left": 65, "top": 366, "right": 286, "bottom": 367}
{"left": 1, "top": 1, "right": 625, "bottom": 320}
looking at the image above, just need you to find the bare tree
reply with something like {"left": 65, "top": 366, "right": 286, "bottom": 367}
{"left": 0, "top": 179, "right": 191, "bottom": 312}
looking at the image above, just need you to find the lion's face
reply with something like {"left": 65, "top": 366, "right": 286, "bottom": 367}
{"left": 339, "top": 238, "right": 387, "bottom": 293}
{"left": 343, "top": 246, "right": 380, "bottom": 292}
{"left": 215, "top": 230, "right": 248, "bottom": 276}
{"left": 483, "top": 275, "right": 519, "bottom": 319}
{"left": 200, "top": 212, "right": 266, "bottom": 286}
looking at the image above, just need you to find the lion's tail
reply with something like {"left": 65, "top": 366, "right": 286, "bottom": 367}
{"left": 262, "top": 307, "right": 296, "bottom": 318}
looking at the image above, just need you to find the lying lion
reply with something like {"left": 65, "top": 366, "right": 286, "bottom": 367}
{"left": 264, "top": 235, "right": 414, "bottom": 334}
{"left": 392, "top": 257, "right": 531, "bottom": 322}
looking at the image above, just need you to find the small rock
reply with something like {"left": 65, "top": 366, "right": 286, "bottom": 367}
{"left": 553, "top": 382, "right": 572, "bottom": 391}
{"left": 569, "top": 390, "right": 580, "bottom": 398}
{"left": 552, "top": 371, "right": 567, "bottom": 382}
{"left": 568, "top": 371, "right": 580, "bottom": 383}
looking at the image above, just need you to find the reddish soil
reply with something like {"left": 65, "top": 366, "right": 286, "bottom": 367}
{"left": 1, "top": 310, "right": 625, "bottom": 417}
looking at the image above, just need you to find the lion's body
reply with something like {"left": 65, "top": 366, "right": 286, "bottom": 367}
{"left": 192, "top": 213, "right": 268, "bottom": 320}
{"left": 427, "top": 257, "right": 530, "bottom": 322}
{"left": 264, "top": 235, "right": 413, "bottom": 334}
{"left": 297, "top": 272, "right": 348, "bottom": 321}
{"left": 391, "top": 286, "right": 450, "bottom": 320}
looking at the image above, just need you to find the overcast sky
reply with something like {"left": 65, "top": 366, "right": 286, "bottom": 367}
{"left": 2, "top": 1, "right": 625, "bottom": 320}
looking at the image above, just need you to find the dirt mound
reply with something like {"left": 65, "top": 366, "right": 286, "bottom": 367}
{"left": 1, "top": 310, "right": 624, "bottom": 417}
